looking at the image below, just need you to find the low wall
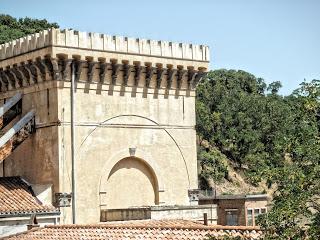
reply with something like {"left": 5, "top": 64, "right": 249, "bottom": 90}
{"left": 150, "top": 205, "right": 217, "bottom": 223}
{"left": 100, "top": 207, "right": 151, "bottom": 222}
{"left": 101, "top": 204, "right": 217, "bottom": 224}
{"left": 0, "top": 215, "right": 59, "bottom": 237}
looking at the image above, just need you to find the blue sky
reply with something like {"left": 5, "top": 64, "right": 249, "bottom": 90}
{"left": 1, "top": 0, "right": 319, "bottom": 95}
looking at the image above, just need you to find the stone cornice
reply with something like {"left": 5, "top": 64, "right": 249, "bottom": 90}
{"left": 0, "top": 57, "right": 207, "bottom": 93}
{"left": 0, "top": 29, "right": 210, "bottom": 62}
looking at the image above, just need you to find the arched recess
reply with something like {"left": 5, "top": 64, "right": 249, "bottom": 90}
{"left": 102, "top": 156, "right": 159, "bottom": 209}
{"left": 76, "top": 114, "right": 191, "bottom": 188}
{"left": 99, "top": 148, "right": 164, "bottom": 208}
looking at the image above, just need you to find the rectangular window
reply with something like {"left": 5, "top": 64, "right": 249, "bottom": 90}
{"left": 226, "top": 210, "right": 238, "bottom": 226}
{"left": 254, "top": 209, "right": 260, "bottom": 225}
{"left": 247, "top": 209, "right": 253, "bottom": 226}
{"left": 247, "top": 208, "right": 267, "bottom": 226}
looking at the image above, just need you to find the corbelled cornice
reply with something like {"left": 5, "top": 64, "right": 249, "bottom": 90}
{"left": 0, "top": 57, "right": 206, "bottom": 93}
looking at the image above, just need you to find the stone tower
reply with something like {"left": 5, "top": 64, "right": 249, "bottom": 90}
{"left": 0, "top": 29, "right": 210, "bottom": 223}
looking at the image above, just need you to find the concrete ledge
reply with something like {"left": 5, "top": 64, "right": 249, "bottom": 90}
{"left": 101, "top": 205, "right": 217, "bottom": 223}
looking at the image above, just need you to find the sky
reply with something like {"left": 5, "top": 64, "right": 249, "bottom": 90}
{"left": 1, "top": 0, "right": 319, "bottom": 95}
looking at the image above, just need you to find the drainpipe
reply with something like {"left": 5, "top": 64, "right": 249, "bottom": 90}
{"left": 71, "top": 60, "right": 76, "bottom": 224}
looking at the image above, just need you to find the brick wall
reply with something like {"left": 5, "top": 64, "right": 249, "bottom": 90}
{"left": 216, "top": 199, "right": 246, "bottom": 226}
{"left": 199, "top": 197, "right": 268, "bottom": 226}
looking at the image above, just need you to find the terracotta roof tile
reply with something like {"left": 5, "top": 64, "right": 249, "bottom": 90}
{"left": 0, "top": 176, "right": 58, "bottom": 216}
{"left": 1, "top": 219, "right": 263, "bottom": 239}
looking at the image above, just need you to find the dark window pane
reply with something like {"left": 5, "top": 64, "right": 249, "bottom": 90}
{"left": 226, "top": 210, "right": 238, "bottom": 226}
{"left": 247, "top": 209, "right": 253, "bottom": 226}
{"left": 254, "top": 209, "right": 260, "bottom": 226}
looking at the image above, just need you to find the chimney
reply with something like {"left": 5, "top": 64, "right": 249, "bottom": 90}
{"left": 203, "top": 213, "right": 208, "bottom": 226}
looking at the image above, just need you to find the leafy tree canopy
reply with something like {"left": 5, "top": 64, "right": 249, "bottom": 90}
{"left": 197, "top": 70, "right": 320, "bottom": 239}
{"left": 0, "top": 14, "right": 59, "bottom": 44}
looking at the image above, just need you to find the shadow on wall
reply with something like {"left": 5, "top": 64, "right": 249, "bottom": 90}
{"left": 59, "top": 79, "right": 191, "bottom": 99}
{"left": 106, "top": 157, "right": 159, "bottom": 209}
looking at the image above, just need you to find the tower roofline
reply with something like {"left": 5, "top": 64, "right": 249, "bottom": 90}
{"left": 0, "top": 28, "right": 210, "bottom": 63}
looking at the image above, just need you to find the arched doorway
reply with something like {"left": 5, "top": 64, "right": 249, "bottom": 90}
{"left": 104, "top": 157, "right": 159, "bottom": 209}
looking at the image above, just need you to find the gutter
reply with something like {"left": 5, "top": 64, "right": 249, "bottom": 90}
{"left": 0, "top": 211, "right": 60, "bottom": 219}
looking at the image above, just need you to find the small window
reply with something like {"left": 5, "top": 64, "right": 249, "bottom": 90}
{"left": 226, "top": 210, "right": 238, "bottom": 226}
{"left": 254, "top": 209, "right": 260, "bottom": 224}
{"left": 247, "top": 208, "right": 267, "bottom": 226}
{"left": 247, "top": 209, "right": 253, "bottom": 226}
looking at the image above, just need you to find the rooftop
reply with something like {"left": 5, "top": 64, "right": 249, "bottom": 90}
{"left": 1, "top": 219, "right": 263, "bottom": 240}
{"left": 0, "top": 176, "right": 58, "bottom": 217}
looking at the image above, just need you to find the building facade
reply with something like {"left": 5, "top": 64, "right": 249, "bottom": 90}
{"left": 199, "top": 194, "right": 269, "bottom": 226}
{"left": 0, "top": 29, "right": 209, "bottom": 224}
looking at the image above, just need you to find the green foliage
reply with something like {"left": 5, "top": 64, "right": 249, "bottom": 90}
{"left": 0, "top": 14, "right": 59, "bottom": 44}
{"left": 257, "top": 80, "right": 320, "bottom": 239}
{"left": 267, "top": 81, "right": 282, "bottom": 94}
{"left": 196, "top": 69, "right": 320, "bottom": 238}
{"left": 258, "top": 165, "right": 319, "bottom": 239}
{"left": 196, "top": 70, "right": 293, "bottom": 183}
{"left": 198, "top": 147, "right": 228, "bottom": 185}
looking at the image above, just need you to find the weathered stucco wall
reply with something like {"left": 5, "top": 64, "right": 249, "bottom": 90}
{"left": 0, "top": 83, "right": 60, "bottom": 193}
{"left": 57, "top": 84, "right": 198, "bottom": 224}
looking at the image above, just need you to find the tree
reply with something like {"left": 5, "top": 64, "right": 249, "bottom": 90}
{"left": 198, "top": 147, "right": 228, "bottom": 185}
{"left": 196, "top": 70, "right": 292, "bottom": 182}
{"left": 196, "top": 69, "right": 320, "bottom": 238}
{"left": 267, "top": 81, "right": 282, "bottom": 94}
{"left": 258, "top": 80, "right": 320, "bottom": 239}
{"left": 0, "top": 14, "right": 59, "bottom": 44}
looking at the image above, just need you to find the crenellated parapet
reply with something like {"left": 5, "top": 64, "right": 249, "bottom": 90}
{"left": 0, "top": 29, "right": 209, "bottom": 62}
{"left": 0, "top": 29, "right": 209, "bottom": 94}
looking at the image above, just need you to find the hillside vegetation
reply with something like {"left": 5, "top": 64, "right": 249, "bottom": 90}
{"left": 197, "top": 69, "right": 320, "bottom": 239}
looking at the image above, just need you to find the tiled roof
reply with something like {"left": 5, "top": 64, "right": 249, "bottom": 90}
{"left": 2, "top": 219, "right": 263, "bottom": 239}
{"left": 0, "top": 176, "right": 58, "bottom": 216}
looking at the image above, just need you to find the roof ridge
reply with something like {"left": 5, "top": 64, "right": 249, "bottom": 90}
{"left": 44, "top": 223, "right": 261, "bottom": 231}
{"left": 0, "top": 176, "right": 59, "bottom": 216}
